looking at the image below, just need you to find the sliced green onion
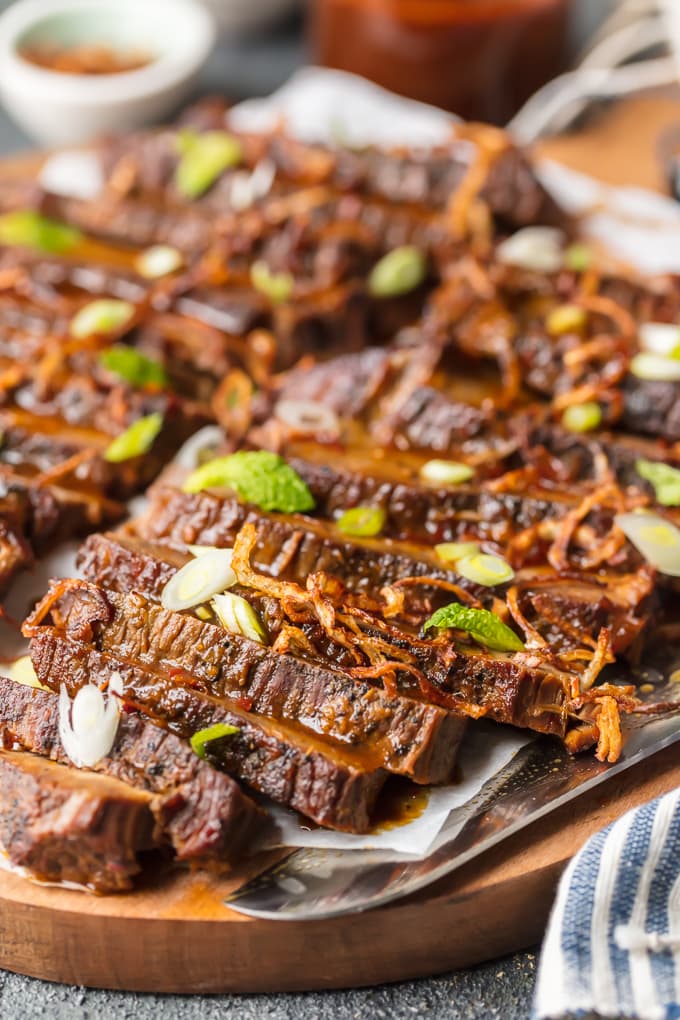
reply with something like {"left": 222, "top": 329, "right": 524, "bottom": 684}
{"left": 424, "top": 602, "right": 524, "bottom": 652}
{"left": 638, "top": 322, "right": 680, "bottom": 357}
{"left": 434, "top": 541, "right": 480, "bottom": 564}
{"left": 188, "top": 544, "right": 231, "bottom": 559}
{"left": 496, "top": 227, "right": 564, "bottom": 273}
{"left": 8, "top": 654, "right": 49, "bottom": 690}
{"left": 135, "top": 245, "right": 183, "bottom": 279}
{"left": 175, "top": 130, "right": 243, "bottom": 199}
{"left": 70, "top": 299, "right": 135, "bottom": 339}
{"left": 336, "top": 506, "right": 386, "bottom": 537}
{"left": 367, "top": 246, "right": 427, "bottom": 298}
{"left": 190, "top": 722, "right": 240, "bottom": 761}
{"left": 103, "top": 412, "right": 163, "bottom": 463}
{"left": 561, "top": 401, "right": 602, "bottom": 433}
{"left": 161, "top": 550, "right": 237, "bottom": 613}
{"left": 563, "top": 242, "right": 593, "bottom": 272}
{"left": 546, "top": 303, "right": 587, "bottom": 336}
{"left": 635, "top": 459, "right": 680, "bottom": 507}
{"left": 182, "top": 450, "right": 315, "bottom": 513}
{"left": 615, "top": 511, "right": 680, "bottom": 576}
{"left": 212, "top": 592, "right": 266, "bottom": 644}
{"left": 455, "top": 553, "right": 515, "bottom": 587}
{"left": 630, "top": 352, "right": 680, "bottom": 381}
{"left": 0, "top": 209, "right": 82, "bottom": 253}
{"left": 99, "top": 345, "right": 168, "bottom": 389}
{"left": 420, "top": 459, "right": 474, "bottom": 485}
{"left": 250, "top": 260, "right": 294, "bottom": 303}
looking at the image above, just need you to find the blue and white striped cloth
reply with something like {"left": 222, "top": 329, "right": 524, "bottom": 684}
{"left": 534, "top": 789, "right": 680, "bottom": 1020}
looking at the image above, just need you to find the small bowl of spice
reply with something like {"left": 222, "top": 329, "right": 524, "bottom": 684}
{"left": 0, "top": 0, "right": 216, "bottom": 145}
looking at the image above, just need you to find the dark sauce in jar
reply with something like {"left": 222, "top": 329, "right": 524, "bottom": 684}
{"left": 310, "top": 0, "right": 572, "bottom": 124}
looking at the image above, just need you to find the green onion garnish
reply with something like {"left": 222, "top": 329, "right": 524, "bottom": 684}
{"left": 336, "top": 506, "right": 386, "bottom": 537}
{"left": 99, "top": 345, "right": 168, "bottom": 389}
{"left": 367, "top": 246, "right": 427, "bottom": 298}
{"left": 70, "top": 299, "right": 135, "bottom": 340}
{"left": 636, "top": 459, "right": 680, "bottom": 507}
{"left": 420, "top": 459, "right": 475, "bottom": 485}
{"left": 182, "top": 450, "right": 315, "bottom": 514}
{"left": 563, "top": 243, "right": 593, "bottom": 272}
{"left": 424, "top": 602, "right": 524, "bottom": 652}
{"left": 250, "top": 260, "right": 294, "bottom": 303}
{"left": 190, "top": 723, "right": 240, "bottom": 760}
{"left": 615, "top": 511, "right": 680, "bottom": 576}
{"left": 546, "top": 303, "right": 587, "bottom": 336}
{"left": 161, "top": 550, "right": 236, "bottom": 613}
{"left": 434, "top": 541, "right": 480, "bottom": 564}
{"left": 630, "top": 352, "right": 680, "bottom": 381}
{"left": 135, "top": 245, "right": 183, "bottom": 279}
{"left": 212, "top": 592, "right": 266, "bottom": 644}
{"left": 0, "top": 209, "right": 82, "bottom": 253}
{"left": 561, "top": 401, "right": 602, "bottom": 434}
{"left": 103, "top": 412, "right": 164, "bottom": 463}
{"left": 455, "top": 553, "right": 515, "bottom": 587}
{"left": 175, "top": 130, "right": 243, "bottom": 199}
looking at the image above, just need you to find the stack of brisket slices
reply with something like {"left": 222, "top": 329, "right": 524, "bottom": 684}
{"left": 0, "top": 101, "right": 675, "bottom": 893}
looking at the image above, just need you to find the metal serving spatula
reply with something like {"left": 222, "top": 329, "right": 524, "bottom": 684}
{"left": 227, "top": 679, "right": 680, "bottom": 921}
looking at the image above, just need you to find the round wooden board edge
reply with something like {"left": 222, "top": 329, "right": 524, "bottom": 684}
{"left": 0, "top": 744, "right": 677, "bottom": 994}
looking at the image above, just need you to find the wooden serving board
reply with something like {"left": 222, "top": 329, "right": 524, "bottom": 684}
{"left": 1, "top": 92, "right": 680, "bottom": 993}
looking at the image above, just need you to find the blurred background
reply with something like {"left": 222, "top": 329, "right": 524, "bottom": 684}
{"left": 0, "top": 0, "right": 629, "bottom": 150}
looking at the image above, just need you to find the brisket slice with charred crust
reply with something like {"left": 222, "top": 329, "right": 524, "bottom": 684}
{"left": 0, "top": 749, "right": 158, "bottom": 893}
{"left": 0, "top": 677, "right": 266, "bottom": 868}
{"left": 25, "top": 579, "right": 466, "bottom": 785}
{"left": 77, "top": 531, "right": 585, "bottom": 741}
{"left": 28, "top": 631, "right": 386, "bottom": 833}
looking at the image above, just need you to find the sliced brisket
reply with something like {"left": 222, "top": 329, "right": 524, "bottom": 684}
{"left": 0, "top": 677, "right": 265, "bottom": 868}
{"left": 0, "top": 749, "right": 157, "bottom": 893}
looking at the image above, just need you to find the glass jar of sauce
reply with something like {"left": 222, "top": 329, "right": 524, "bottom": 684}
{"left": 310, "top": 0, "right": 573, "bottom": 125}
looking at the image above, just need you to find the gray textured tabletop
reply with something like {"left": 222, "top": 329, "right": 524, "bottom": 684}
{"left": 0, "top": 11, "right": 538, "bottom": 1019}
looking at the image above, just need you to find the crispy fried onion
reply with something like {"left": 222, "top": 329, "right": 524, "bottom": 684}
{"left": 230, "top": 522, "right": 490, "bottom": 717}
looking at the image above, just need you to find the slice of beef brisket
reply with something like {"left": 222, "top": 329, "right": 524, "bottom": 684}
{"left": 0, "top": 749, "right": 157, "bottom": 892}
{"left": 25, "top": 580, "right": 466, "bottom": 785}
{"left": 28, "top": 630, "right": 386, "bottom": 833}
{"left": 0, "top": 677, "right": 265, "bottom": 868}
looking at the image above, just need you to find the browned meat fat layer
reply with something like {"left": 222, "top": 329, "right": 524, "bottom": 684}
{"left": 29, "top": 631, "right": 387, "bottom": 833}
{"left": 0, "top": 676, "right": 265, "bottom": 868}
{"left": 0, "top": 749, "right": 157, "bottom": 893}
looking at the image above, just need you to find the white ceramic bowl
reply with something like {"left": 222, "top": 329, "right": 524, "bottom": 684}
{"left": 0, "top": 0, "right": 217, "bottom": 146}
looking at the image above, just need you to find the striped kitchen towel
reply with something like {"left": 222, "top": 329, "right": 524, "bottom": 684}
{"left": 534, "top": 788, "right": 680, "bottom": 1020}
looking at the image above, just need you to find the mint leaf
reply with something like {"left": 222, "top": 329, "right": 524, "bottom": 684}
{"left": 99, "top": 345, "right": 168, "bottom": 389}
{"left": 636, "top": 458, "right": 680, "bottom": 507}
{"left": 424, "top": 602, "right": 524, "bottom": 652}
{"left": 182, "top": 450, "right": 315, "bottom": 513}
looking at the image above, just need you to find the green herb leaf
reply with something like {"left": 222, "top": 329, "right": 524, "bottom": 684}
{"left": 423, "top": 601, "right": 524, "bottom": 652}
{"left": 250, "top": 260, "right": 294, "bottom": 303}
{"left": 636, "top": 458, "right": 680, "bottom": 507}
{"left": 182, "top": 450, "right": 315, "bottom": 513}
{"left": 336, "top": 505, "right": 386, "bottom": 537}
{"left": 70, "top": 299, "right": 135, "bottom": 339}
{"left": 175, "top": 130, "right": 243, "bottom": 199}
{"left": 103, "top": 412, "right": 164, "bottom": 463}
{"left": 0, "top": 209, "right": 81, "bottom": 253}
{"left": 190, "top": 722, "right": 240, "bottom": 760}
{"left": 99, "top": 345, "right": 168, "bottom": 389}
{"left": 368, "top": 246, "right": 427, "bottom": 298}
